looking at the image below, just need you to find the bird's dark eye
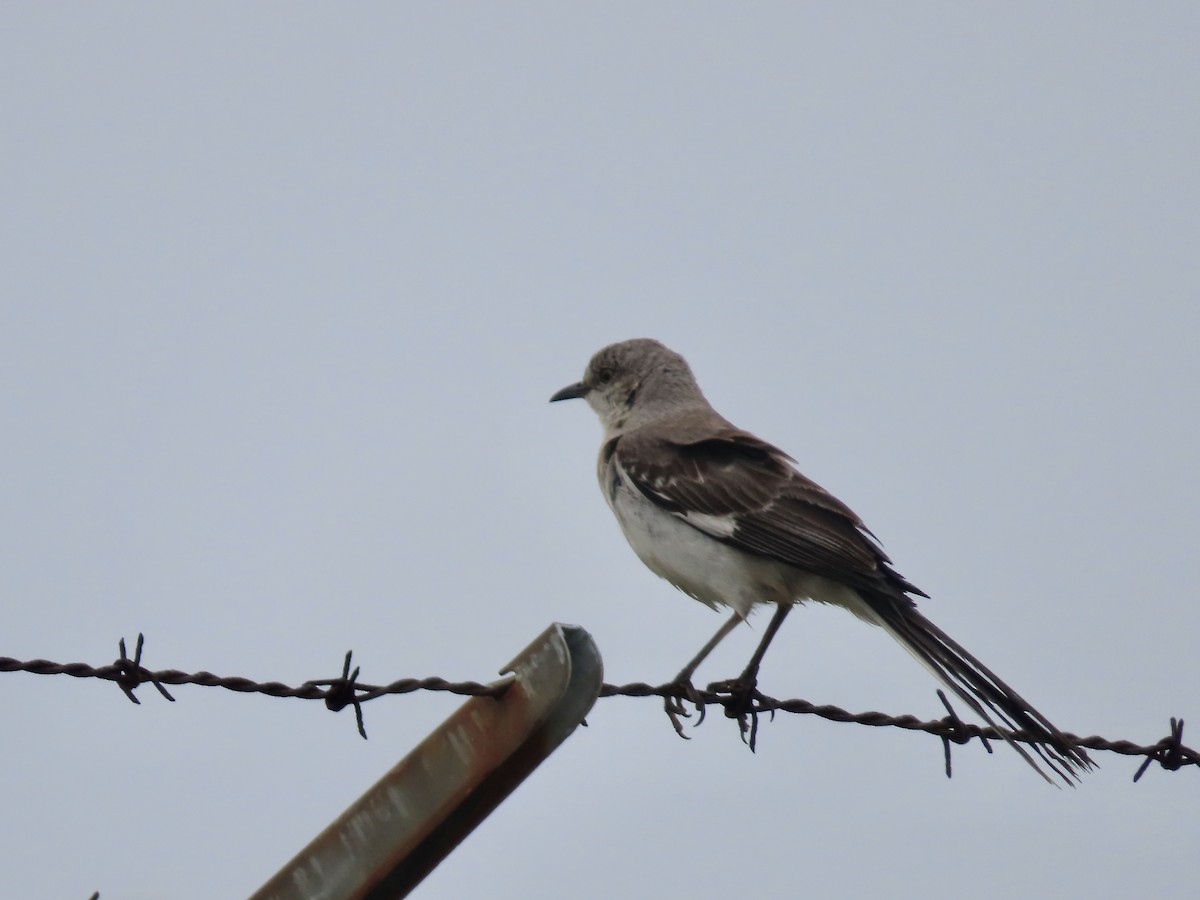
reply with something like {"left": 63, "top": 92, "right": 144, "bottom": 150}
{"left": 596, "top": 367, "right": 614, "bottom": 384}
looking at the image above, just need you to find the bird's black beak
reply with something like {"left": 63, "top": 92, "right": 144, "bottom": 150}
{"left": 550, "top": 381, "right": 590, "bottom": 402}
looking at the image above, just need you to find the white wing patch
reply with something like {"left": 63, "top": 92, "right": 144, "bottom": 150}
{"left": 680, "top": 510, "right": 738, "bottom": 537}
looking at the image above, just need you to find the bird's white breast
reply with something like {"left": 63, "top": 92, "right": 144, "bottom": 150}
{"left": 599, "top": 456, "right": 786, "bottom": 617}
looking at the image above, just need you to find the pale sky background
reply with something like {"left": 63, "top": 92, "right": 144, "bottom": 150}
{"left": 2, "top": 4, "right": 1198, "bottom": 899}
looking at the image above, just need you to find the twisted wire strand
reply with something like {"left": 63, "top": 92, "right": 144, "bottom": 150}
{"left": 2, "top": 636, "right": 1193, "bottom": 780}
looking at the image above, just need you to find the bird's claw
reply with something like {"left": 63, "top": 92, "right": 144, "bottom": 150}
{"left": 706, "top": 676, "right": 774, "bottom": 751}
{"left": 663, "top": 678, "right": 706, "bottom": 737}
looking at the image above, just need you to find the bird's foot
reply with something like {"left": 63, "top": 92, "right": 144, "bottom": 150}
{"left": 706, "top": 674, "right": 775, "bottom": 751}
{"left": 662, "top": 677, "right": 706, "bottom": 738}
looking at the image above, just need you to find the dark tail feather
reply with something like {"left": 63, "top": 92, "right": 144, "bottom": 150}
{"left": 868, "top": 597, "right": 1094, "bottom": 785}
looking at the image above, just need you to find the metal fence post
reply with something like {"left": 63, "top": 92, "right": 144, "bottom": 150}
{"left": 251, "top": 623, "right": 602, "bottom": 900}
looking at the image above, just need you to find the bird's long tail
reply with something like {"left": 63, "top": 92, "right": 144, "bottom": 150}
{"left": 867, "top": 597, "right": 1093, "bottom": 785}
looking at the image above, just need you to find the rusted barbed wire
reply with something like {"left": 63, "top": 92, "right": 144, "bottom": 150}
{"left": 2, "top": 635, "right": 1194, "bottom": 780}
{"left": 600, "top": 680, "right": 1196, "bottom": 780}
{"left": 0, "top": 635, "right": 506, "bottom": 739}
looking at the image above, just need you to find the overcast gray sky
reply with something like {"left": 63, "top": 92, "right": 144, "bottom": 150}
{"left": 2, "top": 4, "right": 1198, "bottom": 898}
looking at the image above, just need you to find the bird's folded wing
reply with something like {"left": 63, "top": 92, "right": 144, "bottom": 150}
{"left": 613, "top": 426, "right": 926, "bottom": 600}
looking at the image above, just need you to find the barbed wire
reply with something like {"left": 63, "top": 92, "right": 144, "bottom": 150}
{"left": 2, "top": 634, "right": 1194, "bottom": 782}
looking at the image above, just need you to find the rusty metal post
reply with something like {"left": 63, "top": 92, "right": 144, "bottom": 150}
{"left": 250, "top": 623, "right": 602, "bottom": 900}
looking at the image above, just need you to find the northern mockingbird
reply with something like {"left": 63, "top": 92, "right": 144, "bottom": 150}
{"left": 551, "top": 338, "right": 1091, "bottom": 784}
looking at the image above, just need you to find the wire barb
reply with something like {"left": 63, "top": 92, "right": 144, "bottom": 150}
{"left": 1133, "top": 718, "right": 1187, "bottom": 782}
{"left": 112, "top": 634, "right": 175, "bottom": 705}
{"left": 304, "top": 651, "right": 367, "bottom": 738}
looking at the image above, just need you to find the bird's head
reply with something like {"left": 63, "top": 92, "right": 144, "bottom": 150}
{"left": 550, "top": 338, "right": 706, "bottom": 435}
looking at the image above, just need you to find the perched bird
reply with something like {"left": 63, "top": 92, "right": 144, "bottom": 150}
{"left": 551, "top": 338, "right": 1091, "bottom": 784}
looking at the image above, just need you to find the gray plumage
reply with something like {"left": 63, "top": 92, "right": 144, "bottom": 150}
{"left": 552, "top": 338, "right": 1092, "bottom": 784}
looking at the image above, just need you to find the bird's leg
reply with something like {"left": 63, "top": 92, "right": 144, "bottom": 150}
{"left": 663, "top": 612, "right": 743, "bottom": 737}
{"left": 707, "top": 601, "right": 793, "bottom": 750}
